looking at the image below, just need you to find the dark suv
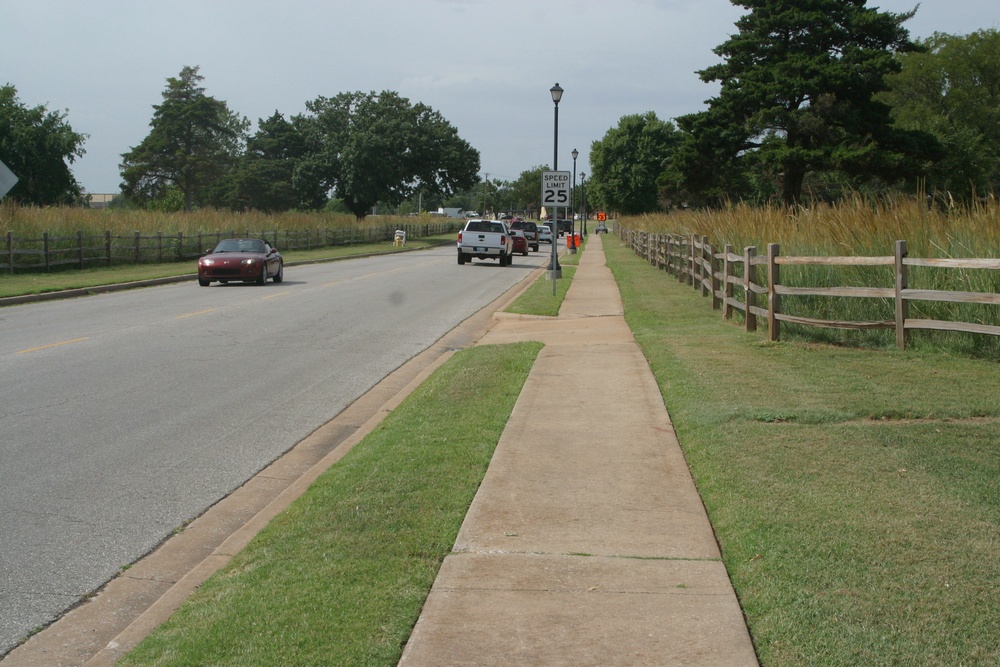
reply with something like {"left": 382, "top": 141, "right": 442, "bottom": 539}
{"left": 549, "top": 219, "right": 573, "bottom": 237}
{"left": 508, "top": 220, "right": 539, "bottom": 252}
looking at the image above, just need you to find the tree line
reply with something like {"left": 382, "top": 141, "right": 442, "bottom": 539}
{"left": 587, "top": 5, "right": 999, "bottom": 214}
{"left": 118, "top": 66, "right": 482, "bottom": 219}
{"left": 3, "top": 2, "right": 998, "bottom": 217}
{"left": 2, "top": 66, "right": 481, "bottom": 220}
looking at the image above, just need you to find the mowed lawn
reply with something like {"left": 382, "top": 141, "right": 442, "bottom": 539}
{"left": 603, "top": 236, "right": 999, "bottom": 666}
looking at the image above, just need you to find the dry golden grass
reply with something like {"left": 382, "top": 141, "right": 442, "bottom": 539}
{"left": 625, "top": 196, "right": 1000, "bottom": 259}
{"left": 619, "top": 196, "right": 1000, "bottom": 356}
{"left": 0, "top": 202, "right": 411, "bottom": 237}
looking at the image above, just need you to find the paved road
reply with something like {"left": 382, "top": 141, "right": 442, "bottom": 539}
{"left": 0, "top": 246, "right": 543, "bottom": 655}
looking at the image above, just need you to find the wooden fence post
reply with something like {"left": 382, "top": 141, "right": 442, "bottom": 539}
{"left": 745, "top": 246, "right": 757, "bottom": 332}
{"left": 702, "top": 235, "right": 712, "bottom": 299}
{"left": 723, "top": 243, "right": 734, "bottom": 318}
{"left": 77, "top": 230, "right": 84, "bottom": 269}
{"left": 679, "top": 236, "right": 687, "bottom": 284}
{"left": 688, "top": 234, "right": 696, "bottom": 287}
{"left": 134, "top": 231, "right": 141, "bottom": 264}
{"left": 768, "top": 243, "right": 781, "bottom": 342}
{"left": 6, "top": 231, "right": 12, "bottom": 273}
{"left": 44, "top": 232, "right": 50, "bottom": 271}
{"left": 895, "top": 240, "right": 909, "bottom": 350}
{"left": 105, "top": 231, "right": 112, "bottom": 266}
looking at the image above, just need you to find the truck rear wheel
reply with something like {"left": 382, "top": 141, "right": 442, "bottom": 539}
{"left": 458, "top": 251, "right": 466, "bottom": 265}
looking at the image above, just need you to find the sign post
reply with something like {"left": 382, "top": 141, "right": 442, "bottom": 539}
{"left": 542, "top": 170, "right": 570, "bottom": 287}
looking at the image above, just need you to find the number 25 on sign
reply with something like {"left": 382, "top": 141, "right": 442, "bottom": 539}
{"left": 541, "top": 171, "right": 571, "bottom": 206}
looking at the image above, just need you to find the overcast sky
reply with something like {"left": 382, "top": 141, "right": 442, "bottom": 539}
{"left": 4, "top": 0, "right": 998, "bottom": 194}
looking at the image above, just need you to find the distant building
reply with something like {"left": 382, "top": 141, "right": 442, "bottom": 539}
{"left": 86, "top": 193, "right": 116, "bottom": 208}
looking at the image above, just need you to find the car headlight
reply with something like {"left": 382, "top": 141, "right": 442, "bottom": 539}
{"left": 241, "top": 258, "right": 256, "bottom": 266}
{"left": 200, "top": 258, "right": 214, "bottom": 266}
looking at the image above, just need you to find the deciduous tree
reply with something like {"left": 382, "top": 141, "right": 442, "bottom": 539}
{"left": 506, "top": 166, "right": 548, "bottom": 216}
{"left": 881, "top": 29, "right": 1000, "bottom": 202}
{"left": 0, "top": 84, "right": 86, "bottom": 205}
{"left": 588, "top": 112, "right": 681, "bottom": 214}
{"left": 296, "top": 91, "right": 479, "bottom": 219}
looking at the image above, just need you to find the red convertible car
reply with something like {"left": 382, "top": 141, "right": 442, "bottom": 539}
{"left": 198, "top": 238, "right": 284, "bottom": 286}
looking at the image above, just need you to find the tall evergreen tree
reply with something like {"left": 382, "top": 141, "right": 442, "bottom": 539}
{"left": 120, "top": 66, "right": 248, "bottom": 211}
{"left": 674, "top": 0, "right": 939, "bottom": 205}
{"left": 230, "top": 111, "right": 311, "bottom": 211}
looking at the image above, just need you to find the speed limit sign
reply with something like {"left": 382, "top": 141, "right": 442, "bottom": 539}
{"left": 541, "top": 171, "right": 571, "bottom": 207}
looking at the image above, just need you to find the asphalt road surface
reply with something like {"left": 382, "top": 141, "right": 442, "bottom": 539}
{"left": 0, "top": 246, "right": 543, "bottom": 655}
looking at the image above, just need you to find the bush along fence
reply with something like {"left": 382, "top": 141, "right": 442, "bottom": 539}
{"left": 618, "top": 224, "right": 1000, "bottom": 350}
{"left": 2, "top": 221, "right": 462, "bottom": 274}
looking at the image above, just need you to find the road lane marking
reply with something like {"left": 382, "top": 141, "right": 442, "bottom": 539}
{"left": 262, "top": 291, "right": 290, "bottom": 300}
{"left": 176, "top": 309, "right": 217, "bottom": 319}
{"left": 16, "top": 337, "right": 90, "bottom": 355}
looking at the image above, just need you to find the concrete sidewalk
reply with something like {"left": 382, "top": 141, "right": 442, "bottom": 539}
{"left": 398, "top": 234, "right": 758, "bottom": 666}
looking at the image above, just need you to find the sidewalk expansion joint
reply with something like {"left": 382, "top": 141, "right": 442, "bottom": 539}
{"left": 451, "top": 548, "right": 722, "bottom": 563}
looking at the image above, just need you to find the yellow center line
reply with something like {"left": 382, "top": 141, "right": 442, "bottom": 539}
{"left": 262, "top": 291, "right": 290, "bottom": 300}
{"left": 322, "top": 281, "right": 342, "bottom": 287}
{"left": 17, "top": 337, "right": 90, "bottom": 355}
{"left": 176, "top": 308, "right": 217, "bottom": 319}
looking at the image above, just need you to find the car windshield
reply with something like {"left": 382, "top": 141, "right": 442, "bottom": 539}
{"left": 216, "top": 239, "right": 264, "bottom": 253}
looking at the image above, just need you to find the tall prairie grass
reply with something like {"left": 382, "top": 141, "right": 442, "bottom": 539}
{"left": 620, "top": 196, "right": 1000, "bottom": 357}
{"left": 0, "top": 201, "right": 385, "bottom": 236}
{"left": 0, "top": 203, "right": 451, "bottom": 274}
{"left": 627, "top": 196, "right": 1000, "bottom": 258}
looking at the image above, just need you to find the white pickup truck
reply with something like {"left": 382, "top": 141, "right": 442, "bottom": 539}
{"left": 457, "top": 219, "right": 513, "bottom": 266}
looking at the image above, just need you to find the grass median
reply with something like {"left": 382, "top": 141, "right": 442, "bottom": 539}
{"left": 0, "top": 235, "right": 457, "bottom": 299}
{"left": 505, "top": 237, "right": 582, "bottom": 317}
{"left": 119, "top": 342, "right": 542, "bottom": 666}
{"left": 603, "top": 236, "right": 999, "bottom": 666}
{"left": 115, "top": 240, "right": 575, "bottom": 665}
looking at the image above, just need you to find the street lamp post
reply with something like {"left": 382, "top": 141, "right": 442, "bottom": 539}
{"left": 548, "top": 83, "right": 563, "bottom": 283}
{"left": 580, "top": 172, "right": 587, "bottom": 236}
{"left": 569, "top": 148, "right": 578, "bottom": 253}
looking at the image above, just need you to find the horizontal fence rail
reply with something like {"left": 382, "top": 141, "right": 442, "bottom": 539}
{"left": 2, "top": 222, "right": 460, "bottom": 274}
{"left": 618, "top": 225, "right": 1000, "bottom": 350}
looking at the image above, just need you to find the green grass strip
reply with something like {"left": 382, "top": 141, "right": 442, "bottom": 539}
{"left": 505, "top": 265, "right": 576, "bottom": 317}
{"left": 603, "top": 237, "right": 1000, "bottom": 666}
{"left": 120, "top": 342, "right": 542, "bottom": 666}
{"left": 505, "top": 238, "right": 584, "bottom": 316}
{"left": 0, "top": 235, "right": 456, "bottom": 298}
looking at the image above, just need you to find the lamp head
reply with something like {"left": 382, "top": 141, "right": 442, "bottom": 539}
{"left": 550, "top": 83, "right": 564, "bottom": 105}
{"left": 572, "top": 148, "right": 579, "bottom": 161}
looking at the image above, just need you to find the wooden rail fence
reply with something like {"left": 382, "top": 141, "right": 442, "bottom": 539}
{"left": 2, "top": 222, "right": 461, "bottom": 274}
{"left": 618, "top": 224, "right": 1000, "bottom": 350}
